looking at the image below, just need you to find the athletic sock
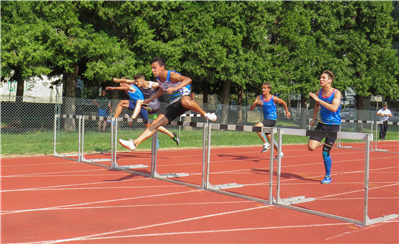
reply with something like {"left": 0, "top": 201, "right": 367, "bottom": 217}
{"left": 322, "top": 151, "right": 332, "bottom": 176}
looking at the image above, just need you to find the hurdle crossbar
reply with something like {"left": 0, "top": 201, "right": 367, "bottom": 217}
{"left": 204, "top": 124, "right": 277, "bottom": 205}
{"left": 276, "top": 128, "right": 398, "bottom": 226}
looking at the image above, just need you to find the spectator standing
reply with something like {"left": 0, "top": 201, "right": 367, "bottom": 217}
{"left": 376, "top": 103, "right": 393, "bottom": 140}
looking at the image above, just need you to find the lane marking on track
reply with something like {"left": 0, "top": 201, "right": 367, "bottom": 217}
{"left": 15, "top": 205, "right": 277, "bottom": 244}
{"left": 325, "top": 219, "right": 398, "bottom": 241}
{"left": 1, "top": 168, "right": 106, "bottom": 178}
{"left": 28, "top": 221, "right": 354, "bottom": 243}
{"left": 1, "top": 190, "right": 198, "bottom": 215}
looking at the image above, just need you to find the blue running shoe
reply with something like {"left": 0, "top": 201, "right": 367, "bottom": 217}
{"left": 321, "top": 175, "right": 332, "bottom": 184}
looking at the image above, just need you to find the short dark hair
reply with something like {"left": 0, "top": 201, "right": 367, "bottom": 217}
{"left": 151, "top": 57, "right": 166, "bottom": 68}
{"left": 262, "top": 82, "right": 272, "bottom": 90}
{"left": 322, "top": 70, "right": 335, "bottom": 82}
{"left": 133, "top": 73, "right": 145, "bottom": 80}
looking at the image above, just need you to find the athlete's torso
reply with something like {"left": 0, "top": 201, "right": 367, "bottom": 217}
{"left": 318, "top": 89, "right": 341, "bottom": 125}
{"left": 261, "top": 95, "right": 277, "bottom": 120}
{"left": 156, "top": 70, "right": 191, "bottom": 104}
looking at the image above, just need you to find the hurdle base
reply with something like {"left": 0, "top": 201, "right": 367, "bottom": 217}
{"left": 277, "top": 196, "right": 315, "bottom": 205}
{"left": 338, "top": 146, "right": 352, "bottom": 149}
{"left": 374, "top": 149, "right": 388, "bottom": 152}
{"left": 117, "top": 164, "right": 148, "bottom": 169}
{"left": 365, "top": 214, "right": 398, "bottom": 226}
{"left": 54, "top": 151, "right": 79, "bottom": 158}
{"left": 81, "top": 156, "right": 111, "bottom": 163}
{"left": 153, "top": 172, "right": 189, "bottom": 178}
{"left": 206, "top": 183, "right": 243, "bottom": 190}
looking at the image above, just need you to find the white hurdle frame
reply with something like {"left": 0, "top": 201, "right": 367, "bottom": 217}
{"left": 53, "top": 114, "right": 82, "bottom": 161}
{"left": 80, "top": 115, "right": 113, "bottom": 165}
{"left": 204, "top": 124, "right": 277, "bottom": 205}
{"left": 276, "top": 128, "right": 398, "bottom": 226}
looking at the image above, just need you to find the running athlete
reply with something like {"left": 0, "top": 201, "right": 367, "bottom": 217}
{"left": 118, "top": 57, "right": 217, "bottom": 151}
{"left": 308, "top": 70, "right": 341, "bottom": 184}
{"left": 105, "top": 81, "right": 179, "bottom": 145}
{"left": 250, "top": 82, "right": 290, "bottom": 159}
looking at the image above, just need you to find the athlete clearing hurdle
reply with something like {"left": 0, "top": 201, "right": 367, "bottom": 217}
{"left": 118, "top": 57, "right": 217, "bottom": 151}
{"left": 308, "top": 70, "right": 342, "bottom": 184}
{"left": 105, "top": 80, "right": 179, "bottom": 146}
{"left": 250, "top": 82, "right": 290, "bottom": 159}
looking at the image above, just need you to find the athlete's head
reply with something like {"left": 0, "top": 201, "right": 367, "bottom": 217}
{"left": 320, "top": 70, "right": 334, "bottom": 87}
{"left": 151, "top": 57, "right": 166, "bottom": 77}
{"left": 262, "top": 82, "right": 272, "bottom": 95}
{"left": 134, "top": 73, "right": 146, "bottom": 87}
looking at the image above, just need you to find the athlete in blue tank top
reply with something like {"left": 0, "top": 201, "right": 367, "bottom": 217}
{"left": 250, "top": 82, "right": 290, "bottom": 158}
{"left": 308, "top": 70, "right": 342, "bottom": 184}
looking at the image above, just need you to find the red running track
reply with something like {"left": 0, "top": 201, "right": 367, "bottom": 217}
{"left": 1, "top": 141, "right": 398, "bottom": 243}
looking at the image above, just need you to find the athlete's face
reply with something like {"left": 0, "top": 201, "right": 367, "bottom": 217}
{"left": 320, "top": 73, "right": 332, "bottom": 87}
{"left": 262, "top": 85, "right": 270, "bottom": 95}
{"left": 151, "top": 62, "right": 164, "bottom": 77}
{"left": 135, "top": 78, "right": 144, "bottom": 87}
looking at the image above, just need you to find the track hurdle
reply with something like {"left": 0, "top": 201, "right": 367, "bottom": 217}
{"left": 80, "top": 115, "right": 113, "bottom": 165}
{"left": 110, "top": 117, "right": 152, "bottom": 172}
{"left": 337, "top": 119, "right": 374, "bottom": 150}
{"left": 53, "top": 114, "right": 82, "bottom": 161}
{"left": 148, "top": 120, "right": 209, "bottom": 189}
{"left": 275, "top": 128, "right": 398, "bottom": 226}
{"left": 204, "top": 123, "right": 278, "bottom": 205}
{"left": 374, "top": 121, "right": 399, "bottom": 153}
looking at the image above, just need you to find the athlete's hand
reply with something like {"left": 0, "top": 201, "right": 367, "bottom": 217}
{"left": 112, "top": 77, "right": 120, "bottom": 83}
{"left": 309, "top": 92, "right": 320, "bottom": 103}
{"left": 255, "top": 97, "right": 263, "bottom": 106}
{"left": 286, "top": 111, "right": 291, "bottom": 119}
{"left": 309, "top": 119, "right": 316, "bottom": 127}
{"left": 166, "top": 87, "right": 175, "bottom": 95}
{"left": 105, "top": 86, "right": 113, "bottom": 90}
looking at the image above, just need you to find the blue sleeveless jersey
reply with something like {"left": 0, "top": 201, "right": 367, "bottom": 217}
{"left": 319, "top": 89, "right": 341, "bottom": 125}
{"left": 126, "top": 84, "right": 144, "bottom": 103}
{"left": 261, "top": 95, "right": 277, "bottom": 120}
{"left": 157, "top": 70, "right": 191, "bottom": 104}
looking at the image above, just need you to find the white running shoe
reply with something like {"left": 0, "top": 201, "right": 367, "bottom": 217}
{"left": 124, "top": 114, "right": 130, "bottom": 119}
{"left": 204, "top": 113, "right": 217, "bottom": 122}
{"left": 274, "top": 152, "right": 284, "bottom": 161}
{"left": 261, "top": 143, "right": 270, "bottom": 153}
{"left": 119, "top": 139, "right": 136, "bottom": 151}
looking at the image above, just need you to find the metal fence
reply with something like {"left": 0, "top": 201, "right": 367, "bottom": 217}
{"left": 1, "top": 96, "right": 398, "bottom": 155}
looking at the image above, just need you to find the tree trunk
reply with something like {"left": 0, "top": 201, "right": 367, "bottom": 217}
{"left": 220, "top": 79, "right": 230, "bottom": 124}
{"left": 64, "top": 63, "right": 79, "bottom": 132}
{"left": 203, "top": 80, "right": 208, "bottom": 104}
{"left": 237, "top": 86, "right": 244, "bottom": 124}
{"left": 355, "top": 94, "right": 365, "bottom": 132}
{"left": 300, "top": 93, "right": 308, "bottom": 129}
{"left": 13, "top": 66, "right": 23, "bottom": 126}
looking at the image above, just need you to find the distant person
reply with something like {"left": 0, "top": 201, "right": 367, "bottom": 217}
{"left": 250, "top": 82, "right": 290, "bottom": 160}
{"left": 92, "top": 90, "right": 112, "bottom": 131}
{"left": 308, "top": 70, "right": 341, "bottom": 184}
{"left": 376, "top": 103, "right": 392, "bottom": 140}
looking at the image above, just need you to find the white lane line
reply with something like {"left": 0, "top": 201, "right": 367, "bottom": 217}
{"left": 325, "top": 219, "right": 398, "bottom": 241}
{"left": 14, "top": 205, "right": 271, "bottom": 244}
{"left": 1, "top": 190, "right": 197, "bottom": 215}
{"left": 1, "top": 168, "right": 106, "bottom": 178}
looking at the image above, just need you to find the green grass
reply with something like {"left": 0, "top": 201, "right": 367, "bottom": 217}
{"left": 1, "top": 125, "right": 398, "bottom": 157}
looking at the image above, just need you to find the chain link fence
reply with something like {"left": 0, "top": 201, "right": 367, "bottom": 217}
{"left": 1, "top": 96, "right": 398, "bottom": 156}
